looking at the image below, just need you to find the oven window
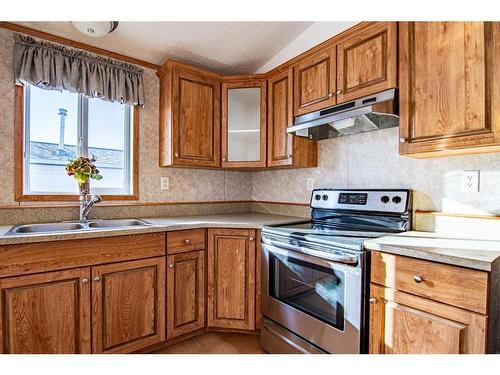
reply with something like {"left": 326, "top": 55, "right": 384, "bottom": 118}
{"left": 269, "top": 253, "right": 345, "bottom": 331}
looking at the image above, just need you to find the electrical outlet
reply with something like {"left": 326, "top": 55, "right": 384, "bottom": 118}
{"left": 462, "top": 170, "right": 480, "bottom": 192}
{"left": 307, "top": 178, "right": 314, "bottom": 191}
{"left": 160, "top": 177, "right": 169, "bottom": 191}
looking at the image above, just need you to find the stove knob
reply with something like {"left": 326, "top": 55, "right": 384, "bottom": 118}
{"left": 314, "top": 194, "right": 321, "bottom": 200}
{"left": 380, "top": 196, "right": 390, "bottom": 203}
{"left": 392, "top": 196, "right": 402, "bottom": 204}
{"left": 322, "top": 195, "right": 329, "bottom": 201}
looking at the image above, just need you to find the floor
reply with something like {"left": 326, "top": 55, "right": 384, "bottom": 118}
{"left": 151, "top": 332, "right": 266, "bottom": 354}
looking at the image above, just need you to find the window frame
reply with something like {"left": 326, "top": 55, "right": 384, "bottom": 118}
{"left": 14, "top": 85, "right": 139, "bottom": 201}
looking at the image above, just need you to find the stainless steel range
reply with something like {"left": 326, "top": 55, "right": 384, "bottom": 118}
{"left": 260, "top": 189, "right": 412, "bottom": 354}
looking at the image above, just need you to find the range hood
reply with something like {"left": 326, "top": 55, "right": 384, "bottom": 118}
{"left": 287, "top": 89, "right": 398, "bottom": 140}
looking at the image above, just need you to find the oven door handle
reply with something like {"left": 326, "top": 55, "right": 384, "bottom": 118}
{"left": 262, "top": 238, "right": 358, "bottom": 267}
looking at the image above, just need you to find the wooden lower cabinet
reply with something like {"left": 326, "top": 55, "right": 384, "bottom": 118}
{"left": 166, "top": 250, "right": 206, "bottom": 339}
{"left": 207, "top": 228, "right": 256, "bottom": 330}
{"left": 0, "top": 267, "right": 91, "bottom": 354}
{"left": 91, "top": 257, "right": 166, "bottom": 354}
{"left": 369, "top": 284, "right": 487, "bottom": 354}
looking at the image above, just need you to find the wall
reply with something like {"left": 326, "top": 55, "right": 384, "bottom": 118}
{"left": 0, "top": 28, "right": 252, "bottom": 209}
{"left": 252, "top": 127, "right": 500, "bottom": 216}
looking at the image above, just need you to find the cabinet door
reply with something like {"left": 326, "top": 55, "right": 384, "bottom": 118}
{"left": 336, "top": 22, "right": 397, "bottom": 102}
{"left": 293, "top": 48, "right": 337, "bottom": 116}
{"left": 369, "top": 284, "right": 487, "bottom": 354}
{"left": 268, "top": 69, "right": 294, "bottom": 167}
{"left": 268, "top": 69, "right": 318, "bottom": 168}
{"left": 207, "top": 228, "right": 256, "bottom": 330}
{"left": 0, "top": 267, "right": 91, "bottom": 354}
{"left": 222, "top": 79, "right": 267, "bottom": 168}
{"left": 399, "top": 22, "right": 496, "bottom": 156}
{"left": 166, "top": 250, "right": 205, "bottom": 339}
{"left": 92, "top": 257, "right": 165, "bottom": 354}
{"left": 172, "top": 67, "right": 221, "bottom": 167}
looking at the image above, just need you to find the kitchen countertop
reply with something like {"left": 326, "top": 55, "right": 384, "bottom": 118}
{"left": 0, "top": 212, "right": 307, "bottom": 246}
{"left": 364, "top": 231, "right": 500, "bottom": 271}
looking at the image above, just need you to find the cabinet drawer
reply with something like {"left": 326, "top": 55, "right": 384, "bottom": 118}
{"left": 371, "top": 251, "right": 489, "bottom": 314}
{"left": 167, "top": 229, "right": 206, "bottom": 254}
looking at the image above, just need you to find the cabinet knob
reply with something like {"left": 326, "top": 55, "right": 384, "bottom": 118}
{"left": 94, "top": 276, "right": 101, "bottom": 282}
{"left": 328, "top": 92, "right": 333, "bottom": 98}
{"left": 399, "top": 137, "right": 408, "bottom": 143}
{"left": 249, "top": 237, "right": 254, "bottom": 241}
{"left": 287, "top": 154, "right": 292, "bottom": 158}
{"left": 369, "top": 297, "right": 377, "bottom": 304}
{"left": 169, "top": 264, "right": 175, "bottom": 268}
{"left": 413, "top": 275, "right": 424, "bottom": 283}
{"left": 184, "top": 239, "right": 191, "bottom": 244}
{"left": 174, "top": 152, "right": 179, "bottom": 157}
{"left": 336, "top": 89, "right": 342, "bottom": 95}
{"left": 222, "top": 157, "right": 226, "bottom": 162}
{"left": 81, "top": 278, "right": 89, "bottom": 284}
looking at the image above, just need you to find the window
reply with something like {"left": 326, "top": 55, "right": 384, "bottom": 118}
{"left": 17, "top": 83, "right": 138, "bottom": 200}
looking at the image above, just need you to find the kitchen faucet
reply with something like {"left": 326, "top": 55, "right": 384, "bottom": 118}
{"left": 79, "top": 190, "right": 102, "bottom": 221}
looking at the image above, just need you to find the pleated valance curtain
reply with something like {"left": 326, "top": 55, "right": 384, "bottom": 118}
{"left": 13, "top": 33, "right": 145, "bottom": 106}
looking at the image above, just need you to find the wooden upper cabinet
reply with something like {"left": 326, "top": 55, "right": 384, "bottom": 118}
{"left": 0, "top": 267, "right": 91, "bottom": 354}
{"left": 158, "top": 61, "right": 221, "bottom": 168}
{"left": 293, "top": 48, "right": 337, "bottom": 116}
{"left": 336, "top": 22, "right": 397, "bottom": 102}
{"left": 268, "top": 69, "right": 318, "bottom": 168}
{"left": 369, "top": 284, "right": 487, "bottom": 354}
{"left": 222, "top": 78, "right": 267, "bottom": 168}
{"left": 91, "top": 257, "right": 165, "bottom": 354}
{"left": 399, "top": 22, "right": 500, "bottom": 156}
{"left": 167, "top": 250, "right": 206, "bottom": 339}
{"left": 207, "top": 228, "right": 256, "bottom": 330}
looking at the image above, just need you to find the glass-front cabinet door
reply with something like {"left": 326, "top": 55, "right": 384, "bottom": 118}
{"left": 222, "top": 79, "right": 267, "bottom": 168}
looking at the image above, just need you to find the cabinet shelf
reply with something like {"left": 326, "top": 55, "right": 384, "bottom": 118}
{"left": 228, "top": 129, "right": 260, "bottom": 134}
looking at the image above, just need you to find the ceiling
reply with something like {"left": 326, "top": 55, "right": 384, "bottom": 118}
{"left": 14, "top": 21, "right": 315, "bottom": 74}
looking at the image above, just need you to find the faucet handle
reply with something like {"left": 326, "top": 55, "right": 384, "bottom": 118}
{"left": 92, "top": 194, "right": 102, "bottom": 203}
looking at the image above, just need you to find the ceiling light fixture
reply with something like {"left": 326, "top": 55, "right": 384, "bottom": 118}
{"left": 71, "top": 21, "right": 119, "bottom": 38}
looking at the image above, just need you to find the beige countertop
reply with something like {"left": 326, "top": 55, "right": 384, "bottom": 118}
{"left": 0, "top": 212, "right": 307, "bottom": 246}
{"left": 364, "top": 231, "right": 500, "bottom": 271}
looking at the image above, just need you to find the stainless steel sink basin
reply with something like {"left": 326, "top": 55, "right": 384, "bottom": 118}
{"left": 7, "top": 222, "right": 85, "bottom": 234}
{"left": 87, "top": 219, "right": 151, "bottom": 229}
{"left": 4, "top": 219, "right": 151, "bottom": 236}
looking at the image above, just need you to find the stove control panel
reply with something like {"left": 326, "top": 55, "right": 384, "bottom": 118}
{"left": 310, "top": 189, "right": 411, "bottom": 214}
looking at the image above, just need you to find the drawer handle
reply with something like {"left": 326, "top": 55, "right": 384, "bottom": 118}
{"left": 184, "top": 239, "right": 191, "bottom": 244}
{"left": 249, "top": 237, "right": 254, "bottom": 241}
{"left": 413, "top": 275, "right": 424, "bottom": 283}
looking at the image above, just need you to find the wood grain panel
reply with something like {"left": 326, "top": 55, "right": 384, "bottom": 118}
{"left": 0, "top": 267, "right": 91, "bottom": 354}
{"left": 369, "top": 284, "right": 487, "bottom": 354}
{"left": 207, "top": 228, "right": 255, "bottom": 330}
{"left": 92, "top": 257, "right": 165, "bottom": 354}
{"left": 167, "top": 229, "right": 206, "bottom": 255}
{"left": 399, "top": 22, "right": 498, "bottom": 156}
{"left": 268, "top": 69, "right": 293, "bottom": 166}
{"left": 166, "top": 250, "right": 205, "bottom": 339}
{"left": 293, "top": 48, "right": 336, "bottom": 116}
{"left": 171, "top": 65, "right": 221, "bottom": 168}
{"left": 371, "top": 251, "right": 488, "bottom": 314}
{"left": 0, "top": 232, "right": 166, "bottom": 278}
{"left": 337, "top": 22, "right": 397, "bottom": 102}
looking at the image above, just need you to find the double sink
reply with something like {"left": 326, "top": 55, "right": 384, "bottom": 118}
{"left": 5, "top": 219, "right": 152, "bottom": 236}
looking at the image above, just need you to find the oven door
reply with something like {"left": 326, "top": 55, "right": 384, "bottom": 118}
{"left": 261, "top": 239, "right": 363, "bottom": 354}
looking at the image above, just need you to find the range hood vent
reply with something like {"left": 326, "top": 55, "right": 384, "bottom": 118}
{"left": 288, "top": 89, "right": 398, "bottom": 140}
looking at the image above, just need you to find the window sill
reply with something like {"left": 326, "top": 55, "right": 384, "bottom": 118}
{"left": 15, "top": 194, "right": 139, "bottom": 202}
